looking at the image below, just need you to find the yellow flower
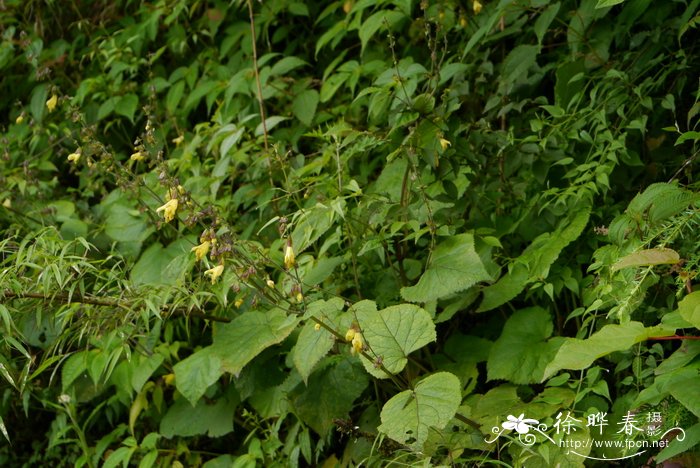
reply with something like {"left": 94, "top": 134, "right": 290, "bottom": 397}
{"left": 351, "top": 332, "right": 363, "bottom": 354}
{"left": 296, "top": 292, "right": 303, "bottom": 303}
{"left": 67, "top": 150, "right": 81, "bottom": 164}
{"left": 439, "top": 137, "right": 451, "bottom": 151}
{"left": 15, "top": 114, "right": 24, "bottom": 124}
{"left": 130, "top": 151, "right": 144, "bottom": 161}
{"left": 473, "top": 0, "right": 483, "bottom": 14}
{"left": 345, "top": 328, "right": 356, "bottom": 342}
{"left": 266, "top": 279, "right": 275, "bottom": 288}
{"left": 191, "top": 240, "right": 211, "bottom": 261}
{"left": 46, "top": 94, "right": 58, "bottom": 112}
{"left": 2, "top": 199, "right": 10, "bottom": 208}
{"left": 156, "top": 198, "right": 178, "bottom": 223}
{"left": 234, "top": 298, "right": 244, "bottom": 308}
{"left": 163, "top": 374, "right": 175, "bottom": 386}
{"left": 284, "top": 244, "right": 295, "bottom": 269}
{"left": 314, "top": 323, "right": 321, "bottom": 331}
{"left": 172, "top": 135, "right": 185, "bottom": 146}
{"left": 204, "top": 264, "right": 224, "bottom": 284}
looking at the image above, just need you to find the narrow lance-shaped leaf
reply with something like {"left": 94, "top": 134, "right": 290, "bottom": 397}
{"left": 543, "top": 322, "right": 674, "bottom": 380}
{"left": 611, "top": 248, "right": 680, "bottom": 271}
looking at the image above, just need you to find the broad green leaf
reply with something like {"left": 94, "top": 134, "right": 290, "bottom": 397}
{"left": 534, "top": 3, "right": 560, "bottom": 45}
{"left": 678, "top": 291, "right": 700, "bottom": 329}
{"left": 131, "top": 353, "right": 164, "bottom": 393}
{"left": 29, "top": 83, "right": 48, "bottom": 122}
{"left": 611, "top": 248, "right": 680, "bottom": 271}
{"left": 270, "top": 56, "right": 307, "bottom": 76}
{"left": 359, "top": 10, "right": 405, "bottom": 53}
{"left": 292, "top": 320, "right": 336, "bottom": 384}
{"left": 478, "top": 207, "right": 590, "bottom": 312}
{"left": 378, "top": 372, "right": 461, "bottom": 450}
{"left": 543, "top": 322, "right": 674, "bottom": 380}
{"left": 160, "top": 387, "right": 238, "bottom": 438}
{"left": 104, "top": 203, "right": 152, "bottom": 245}
{"left": 165, "top": 80, "right": 185, "bottom": 114}
{"left": 401, "top": 234, "right": 491, "bottom": 303}
{"left": 114, "top": 93, "right": 138, "bottom": 122}
{"left": 356, "top": 303, "right": 436, "bottom": 378}
{"left": 656, "top": 422, "right": 700, "bottom": 463}
{"left": 595, "top": 0, "right": 624, "bottom": 7}
{"left": 62, "top": 351, "right": 88, "bottom": 391}
{"left": 173, "top": 347, "right": 223, "bottom": 406}
{"left": 626, "top": 183, "right": 699, "bottom": 224}
{"left": 291, "top": 203, "right": 337, "bottom": 253}
{"left": 103, "top": 447, "right": 134, "bottom": 468}
{"left": 477, "top": 263, "right": 529, "bottom": 312}
{"left": 501, "top": 44, "right": 540, "bottom": 85}
{"left": 255, "top": 116, "right": 289, "bottom": 136}
{"left": 292, "top": 358, "right": 368, "bottom": 436}
{"left": 130, "top": 239, "right": 193, "bottom": 286}
{"left": 212, "top": 309, "right": 299, "bottom": 377}
{"left": 487, "top": 307, "right": 559, "bottom": 384}
{"left": 302, "top": 256, "right": 343, "bottom": 286}
{"left": 292, "top": 89, "right": 319, "bottom": 126}
{"left": 97, "top": 96, "right": 117, "bottom": 121}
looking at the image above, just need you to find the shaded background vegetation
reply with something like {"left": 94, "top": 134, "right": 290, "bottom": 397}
{"left": 1, "top": 0, "right": 700, "bottom": 466}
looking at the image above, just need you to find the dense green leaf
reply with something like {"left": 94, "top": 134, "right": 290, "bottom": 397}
{"left": 611, "top": 247, "right": 680, "bottom": 271}
{"left": 356, "top": 303, "right": 436, "bottom": 378}
{"left": 478, "top": 207, "right": 590, "bottom": 312}
{"left": 487, "top": 307, "right": 559, "bottom": 384}
{"left": 543, "top": 322, "right": 675, "bottom": 380}
{"left": 292, "top": 358, "right": 368, "bottom": 436}
{"left": 212, "top": 309, "right": 299, "bottom": 377}
{"left": 173, "top": 347, "right": 223, "bottom": 406}
{"left": 292, "top": 89, "right": 319, "bottom": 126}
{"left": 401, "top": 234, "right": 491, "bottom": 303}
{"left": 160, "top": 388, "right": 238, "bottom": 438}
{"left": 678, "top": 291, "right": 700, "bottom": 329}
{"left": 378, "top": 372, "right": 461, "bottom": 450}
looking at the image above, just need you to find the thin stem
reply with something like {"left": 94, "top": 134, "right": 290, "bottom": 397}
{"left": 1, "top": 290, "right": 232, "bottom": 323}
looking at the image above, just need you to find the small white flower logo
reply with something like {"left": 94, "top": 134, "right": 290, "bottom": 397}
{"left": 502, "top": 414, "right": 539, "bottom": 434}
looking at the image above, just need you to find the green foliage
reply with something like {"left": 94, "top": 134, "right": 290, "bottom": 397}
{"left": 1, "top": 0, "right": 700, "bottom": 466}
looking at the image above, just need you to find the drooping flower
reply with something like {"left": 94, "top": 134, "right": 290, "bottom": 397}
{"left": 191, "top": 240, "right": 211, "bottom": 261}
{"left": 314, "top": 323, "right": 321, "bottom": 331}
{"left": 345, "top": 328, "right": 356, "bottom": 342}
{"left": 156, "top": 198, "right": 178, "bottom": 223}
{"left": 351, "top": 332, "right": 364, "bottom": 354}
{"left": 46, "top": 94, "right": 58, "bottom": 112}
{"left": 204, "top": 264, "right": 224, "bottom": 284}
{"left": 295, "top": 292, "right": 303, "bottom": 303}
{"left": 172, "top": 135, "right": 185, "bottom": 146}
{"left": 439, "top": 137, "right": 451, "bottom": 150}
{"left": 234, "top": 298, "right": 244, "bottom": 308}
{"left": 266, "top": 279, "right": 275, "bottom": 288}
{"left": 15, "top": 114, "right": 24, "bottom": 124}
{"left": 130, "top": 151, "right": 145, "bottom": 161}
{"left": 502, "top": 414, "right": 539, "bottom": 434}
{"left": 473, "top": 0, "right": 483, "bottom": 14}
{"left": 284, "top": 243, "right": 295, "bottom": 269}
{"left": 67, "top": 149, "right": 81, "bottom": 164}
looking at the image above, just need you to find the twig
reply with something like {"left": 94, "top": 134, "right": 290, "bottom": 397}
{"left": 647, "top": 335, "right": 700, "bottom": 341}
{"left": 1, "top": 290, "right": 232, "bottom": 323}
